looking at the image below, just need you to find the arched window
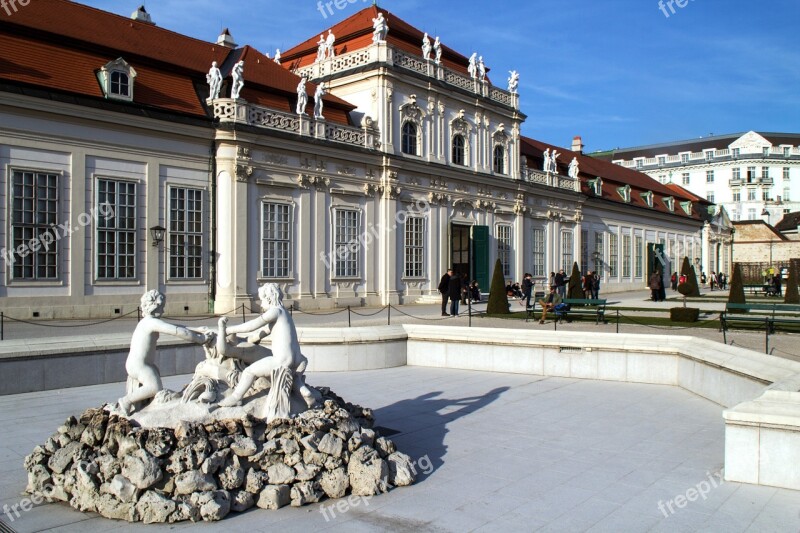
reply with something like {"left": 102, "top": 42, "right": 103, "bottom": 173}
{"left": 110, "top": 71, "right": 130, "bottom": 97}
{"left": 401, "top": 122, "right": 418, "bottom": 156}
{"left": 452, "top": 135, "right": 465, "bottom": 166}
{"left": 493, "top": 145, "right": 505, "bottom": 174}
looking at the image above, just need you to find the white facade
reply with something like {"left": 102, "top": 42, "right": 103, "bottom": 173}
{"left": 611, "top": 131, "right": 800, "bottom": 226}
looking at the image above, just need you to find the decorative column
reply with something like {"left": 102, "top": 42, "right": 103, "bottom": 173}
{"left": 702, "top": 221, "right": 710, "bottom": 278}
{"left": 574, "top": 209, "right": 584, "bottom": 270}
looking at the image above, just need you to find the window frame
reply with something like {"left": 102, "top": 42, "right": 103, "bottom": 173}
{"left": 497, "top": 224, "right": 512, "bottom": 277}
{"left": 403, "top": 216, "right": 426, "bottom": 279}
{"left": 8, "top": 169, "right": 60, "bottom": 282}
{"left": 261, "top": 201, "right": 293, "bottom": 280}
{"left": 451, "top": 134, "right": 466, "bottom": 166}
{"left": 95, "top": 177, "right": 138, "bottom": 282}
{"left": 332, "top": 207, "right": 361, "bottom": 279}
{"left": 560, "top": 229, "right": 574, "bottom": 274}
{"left": 493, "top": 145, "right": 506, "bottom": 174}
{"left": 532, "top": 228, "right": 545, "bottom": 277}
{"left": 401, "top": 121, "right": 419, "bottom": 156}
{"left": 167, "top": 186, "right": 204, "bottom": 281}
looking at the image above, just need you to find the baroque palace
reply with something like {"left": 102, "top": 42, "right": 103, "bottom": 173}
{"left": 0, "top": 1, "right": 730, "bottom": 317}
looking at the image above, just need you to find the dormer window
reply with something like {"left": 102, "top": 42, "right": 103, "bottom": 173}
{"left": 617, "top": 184, "right": 631, "bottom": 203}
{"left": 641, "top": 191, "right": 654, "bottom": 208}
{"left": 99, "top": 58, "right": 136, "bottom": 102}
{"left": 680, "top": 201, "right": 693, "bottom": 215}
{"left": 705, "top": 151, "right": 714, "bottom": 161}
{"left": 588, "top": 177, "right": 603, "bottom": 196}
{"left": 664, "top": 196, "right": 675, "bottom": 212}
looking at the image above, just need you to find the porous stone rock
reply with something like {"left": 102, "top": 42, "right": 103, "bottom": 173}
{"left": 218, "top": 456, "right": 245, "bottom": 490}
{"left": 103, "top": 474, "right": 138, "bottom": 503}
{"left": 230, "top": 489, "right": 255, "bottom": 512}
{"left": 318, "top": 467, "right": 349, "bottom": 499}
{"left": 290, "top": 481, "right": 323, "bottom": 506}
{"left": 175, "top": 471, "right": 217, "bottom": 495}
{"left": 245, "top": 468, "right": 269, "bottom": 494}
{"left": 197, "top": 490, "right": 231, "bottom": 521}
{"left": 267, "top": 463, "right": 295, "bottom": 485}
{"left": 48, "top": 441, "right": 81, "bottom": 474}
{"left": 136, "top": 490, "right": 176, "bottom": 524}
{"left": 230, "top": 436, "right": 258, "bottom": 457}
{"left": 387, "top": 452, "right": 416, "bottom": 487}
{"left": 121, "top": 449, "right": 162, "bottom": 490}
{"left": 317, "top": 434, "right": 344, "bottom": 458}
{"left": 256, "top": 485, "right": 290, "bottom": 510}
{"left": 348, "top": 446, "right": 389, "bottom": 497}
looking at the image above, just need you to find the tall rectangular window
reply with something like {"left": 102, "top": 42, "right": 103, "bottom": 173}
{"left": 404, "top": 217, "right": 425, "bottom": 278}
{"left": 784, "top": 188, "right": 791, "bottom": 202}
{"left": 622, "top": 234, "right": 632, "bottom": 278}
{"left": 732, "top": 148, "right": 740, "bottom": 158}
{"left": 334, "top": 209, "right": 359, "bottom": 278}
{"left": 681, "top": 154, "right": 689, "bottom": 163}
{"left": 96, "top": 178, "right": 136, "bottom": 280}
{"left": 762, "top": 167, "right": 770, "bottom": 179}
{"left": 168, "top": 187, "right": 203, "bottom": 280}
{"left": 635, "top": 236, "right": 643, "bottom": 278}
{"left": 748, "top": 189, "right": 756, "bottom": 201}
{"left": 682, "top": 172, "right": 690, "bottom": 185}
{"left": 608, "top": 232, "right": 618, "bottom": 277}
{"left": 706, "top": 170, "right": 714, "bottom": 183}
{"left": 748, "top": 208, "right": 756, "bottom": 220}
{"left": 784, "top": 167, "right": 790, "bottom": 181}
{"left": 532, "top": 229, "right": 545, "bottom": 277}
{"left": 10, "top": 170, "right": 59, "bottom": 280}
{"left": 561, "top": 230, "right": 573, "bottom": 273}
{"left": 732, "top": 190, "right": 740, "bottom": 202}
{"left": 747, "top": 167, "right": 756, "bottom": 182}
{"left": 707, "top": 192, "right": 715, "bottom": 203}
{"left": 732, "top": 168, "right": 741, "bottom": 180}
{"left": 594, "top": 232, "right": 604, "bottom": 274}
{"left": 497, "top": 225, "right": 512, "bottom": 277}
{"left": 262, "top": 202, "right": 291, "bottom": 278}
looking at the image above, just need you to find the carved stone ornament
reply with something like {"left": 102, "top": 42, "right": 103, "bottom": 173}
{"left": 406, "top": 176, "right": 421, "bottom": 186}
{"left": 431, "top": 177, "right": 448, "bottom": 190}
{"left": 237, "top": 146, "right": 251, "bottom": 158}
{"left": 493, "top": 124, "right": 508, "bottom": 143}
{"left": 265, "top": 153, "right": 288, "bottom": 166}
{"left": 477, "top": 185, "right": 491, "bottom": 197}
{"left": 399, "top": 95, "right": 425, "bottom": 123}
{"left": 428, "top": 192, "right": 450, "bottom": 205}
{"left": 297, "top": 174, "right": 330, "bottom": 189}
{"left": 363, "top": 183, "right": 380, "bottom": 196}
{"left": 337, "top": 165, "right": 358, "bottom": 176}
{"left": 473, "top": 199, "right": 496, "bottom": 211}
{"left": 514, "top": 203, "right": 528, "bottom": 215}
{"left": 451, "top": 111, "right": 471, "bottom": 136}
{"left": 235, "top": 164, "right": 254, "bottom": 182}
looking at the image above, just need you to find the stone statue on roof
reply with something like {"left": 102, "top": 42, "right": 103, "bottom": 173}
{"left": 296, "top": 76, "right": 308, "bottom": 115}
{"left": 230, "top": 60, "right": 244, "bottom": 100}
{"left": 314, "top": 82, "right": 326, "bottom": 119}
{"left": 543, "top": 148, "right": 551, "bottom": 173}
{"left": 325, "top": 30, "right": 336, "bottom": 59}
{"left": 316, "top": 34, "right": 326, "bottom": 63}
{"left": 433, "top": 36, "right": 442, "bottom": 64}
{"left": 422, "top": 33, "right": 431, "bottom": 60}
{"left": 467, "top": 53, "right": 478, "bottom": 79}
{"left": 372, "top": 12, "right": 388, "bottom": 43}
{"left": 206, "top": 61, "right": 222, "bottom": 102}
{"left": 551, "top": 150, "right": 561, "bottom": 174}
{"left": 274, "top": 49, "right": 281, "bottom": 64}
{"left": 508, "top": 70, "right": 519, "bottom": 94}
{"left": 569, "top": 157, "right": 580, "bottom": 180}
{"left": 478, "top": 56, "right": 486, "bottom": 82}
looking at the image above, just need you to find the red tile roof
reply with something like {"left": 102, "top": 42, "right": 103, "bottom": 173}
{"left": 0, "top": 0, "right": 354, "bottom": 124}
{"left": 521, "top": 136, "right": 704, "bottom": 220}
{"left": 282, "top": 6, "right": 478, "bottom": 78}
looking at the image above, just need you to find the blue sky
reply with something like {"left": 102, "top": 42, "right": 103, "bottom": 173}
{"left": 80, "top": 0, "right": 800, "bottom": 152}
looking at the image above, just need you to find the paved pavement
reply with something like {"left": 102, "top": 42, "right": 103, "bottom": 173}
{"left": 1, "top": 289, "right": 797, "bottom": 361}
{"left": 1, "top": 367, "right": 799, "bottom": 532}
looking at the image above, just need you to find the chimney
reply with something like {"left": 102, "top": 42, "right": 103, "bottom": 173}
{"left": 217, "top": 28, "right": 237, "bottom": 49}
{"left": 572, "top": 136, "right": 584, "bottom": 154}
{"left": 131, "top": 5, "right": 154, "bottom": 25}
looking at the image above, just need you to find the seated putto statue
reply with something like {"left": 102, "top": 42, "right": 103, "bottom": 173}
{"left": 372, "top": 12, "right": 388, "bottom": 42}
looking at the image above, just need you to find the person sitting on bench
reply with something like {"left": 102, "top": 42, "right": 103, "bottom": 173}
{"left": 538, "top": 286, "right": 562, "bottom": 324}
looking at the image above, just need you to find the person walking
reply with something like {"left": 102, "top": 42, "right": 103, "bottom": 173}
{"left": 460, "top": 272, "right": 469, "bottom": 305}
{"left": 649, "top": 269, "right": 662, "bottom": 302}
{"left": 448, "top": 271, "right": 462, "bottom": 316}
{"left": 438, "top": 269, "right": 452, "bottom": 316}
{"left": 710, "top": 271, "right": 716, "bottom": 291}
{"left": 555, "top": 269, "right": 566, "bottom": 298}
{"left": 671, "top": 272, "right": 678, "bottom": 291}
{"left": 591, "top": 271, "right": 600, "bottom": 299}
{"left": 521, "top": 273, "right": 534, "bottom": 309}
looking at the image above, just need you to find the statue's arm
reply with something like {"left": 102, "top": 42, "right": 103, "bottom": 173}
{"left": 152, "top": 320, "right": 207, "bottom": 344}
{"left": 225, "top": 308, "right": 280, "bottom": 335}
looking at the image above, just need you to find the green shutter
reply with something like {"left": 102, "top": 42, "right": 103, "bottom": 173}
{"left": 472, "top": 225, "right": 490, "bottom": 289}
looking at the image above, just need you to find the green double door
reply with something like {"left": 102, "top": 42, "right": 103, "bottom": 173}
{"left": 451, "top": 224, "right": 490, "bottom": 290}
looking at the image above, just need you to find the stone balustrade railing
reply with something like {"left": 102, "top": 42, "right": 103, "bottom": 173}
{"left": 522, "top": 168, "right": 581, "bottom": 192}
{"left": 213, "top": 99, "right": 377, "bottom": 150}
{"left": 295, "top": 43, "right": 519, "bottom": 110}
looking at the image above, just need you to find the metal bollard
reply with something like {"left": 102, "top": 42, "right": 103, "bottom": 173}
{"left": 137, "top": 307, "right": 142, "bottom": 322}
{"left": 765, "top": 317, "right": 770, "bottom": 355}
{"left": 468, "top": 298, "right": 472, "bottom": 328}
{"left": 616, "top": 310, "right": 620, "bottom": 334}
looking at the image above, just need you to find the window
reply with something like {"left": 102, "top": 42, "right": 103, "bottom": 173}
{"left": 169, "top": 187, "right": 203, "bottom": 280}
{"left": 682, "top": 172, "right": 690, "bottom": 185}
{"left": 784, "top": 147, "right": 791, "bottom": 157}
{"left": 493, "top": 145, "right": 505, "bottom": 174}
{"left": 732, "top": 168, "right": 741, "bottom": 181}
{"left": 664, "top": 197, "right": 675, "bottom": 211}
{"left": 99, "top": 58, "right": 136, "bottom": 102}
{"left": 111, "top": 71, "right": 130, "bottom": 97}
{"left": 404, "top": 217, "right": 425, "bottom": 278}
{"left": 451, "top": 135, "right": 465, "bottom": 166}
{"left": 707, "top": 192, "right": 715, "bottom": 203}
{"left": 589, "top": 177, "right": 603, "bottom": 196}
{"left": 658, "top": 175, "right": 666, "bottom": 184}
{"left": 561, "top": 230, "right": 573, "bottom": 273}
{"left": 497, "top": 225, "right": 512, "bottom": 277}
{"left": 747, "top": 208, "right": 756, "bottom": 220}
{"left": 622, "top": 234, "right": 631, "bottom": 278}
{"left": 732, "top": 190, "right": 741, "bottom": 202}
{"left": 762, "top": 190, "right": 770, "bottom": 201}
{"left": 681, "top": 154, "right": 689, "bottom": 163}
{"left": 641, "top": 191, "right": 654, "bottom": 207}
{"left": 10, "top": 170, "right": 59, "bottom": 280}
{"left": 732, "top": 211, "right": 740, "bottom": 221}
{"left": 706, "top": 170, "right": 714, "bottom": 183}
{"left": 762, "top": 167, "right": 770, "bottom": 179}
{"left": 783, "top": 188, "right": 791, "bottom": 202}
{"left": 593, "top": 232, "right": 604, "bottom": 273}
{"left": 680, "top": 201, "right": 693, "bottom": 215}
{"left": 783, "top": 167, "right": 790, "bottom": 181}
{"left": 658, "top": 157, "right": 665, "bottom": 166}
{"left": 334, "top": 209, "right": 359, "bottom": 278}
{"left": 705, "top": 151, "right": 714, "bottom": 161}
{"left": 96, "top": 178, "right": 137, "bottom": 280}
{"left": 747, "top": 188, "right": 756, "bottom": 201}
{"left": 608, "top": 232, "right": 618, "bottom": 277}
{"left": 732, "top": 148, "right": 740, "bottom": 158}
{"left": 747, "top": 167, "right": 756, "bottom": 182}
{"left": 532, "top": 229, "right": 545, "bottom": 277}
{"left": 636, "top": 159, "right": 643, "bottom": 169}
{"left": 617, "top": 185, "right": 631, "bottom": 203}
{"left": 401, "top": 122, "right": 418, "bottom": 156}
{"left": 763, "top": 147, "right": 770, "bottom": 157}
{"left": 262, "top": 202, "right": 291, "bottom": 278}
{"left": 635, "top": 236, "right": 643, "bottom": 278}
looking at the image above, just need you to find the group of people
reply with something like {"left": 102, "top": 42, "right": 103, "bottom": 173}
{"left": 701, "top": 271, "right": 728, "bottom": 291}
{"left": 437, "top": 270, "right": 481, "bottom": 317}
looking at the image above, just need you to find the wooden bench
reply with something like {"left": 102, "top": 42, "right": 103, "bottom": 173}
{"left": 524, "top": 291, "right": 546, "bottom": 322}
{"left": 721, "top": 303, "right": 800, "bottom": 343}
{"left": 560, "top": 298, "right": 607, "bottom": 324}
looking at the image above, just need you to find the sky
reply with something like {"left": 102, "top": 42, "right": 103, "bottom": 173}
{"left": 79, "top": 0, "right": 800, "bottom": 153}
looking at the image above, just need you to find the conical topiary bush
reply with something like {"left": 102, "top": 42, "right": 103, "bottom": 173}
{"left": 567, "top": 262, "right": 583, "bottom": 299}
{"left": 728, "top": 263, "right": 746, "bottom": 311}
{"left": 486, "top": 258, "right": 509, "bottom": 314}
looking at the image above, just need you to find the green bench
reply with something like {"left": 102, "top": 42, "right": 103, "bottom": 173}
{"left": 560, "top": 298, "right": 607, "bottom": 324}
{"left": 721, "top": 302, "right": 800, "bottom": 343}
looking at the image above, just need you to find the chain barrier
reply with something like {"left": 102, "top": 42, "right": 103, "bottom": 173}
{"left": 349, "top": 307, "right": 388, "bottom": 317}
{"left": 387, "top": 305, "right": 454, "bottom": 322}
{"left": 2, "top": 308, "right": 140, "bottom": 329}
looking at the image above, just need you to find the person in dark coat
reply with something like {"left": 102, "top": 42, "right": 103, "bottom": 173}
{"left": 649, "top": 270, "right": 663, "bottom": 302}
{"left": 448, "top": 272, "right": 462, "bottom": 316}
{"left": 438, "top": 269, "right": 452, "bottom": 316}
{"left": 521, "top": 273, "right": 534, "bottom": 308}
{"left": 554, "top": 269, "right": 566, "bottom": 298}
{"left": 460, "top": 273, "right": 469, "bottom": 304}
